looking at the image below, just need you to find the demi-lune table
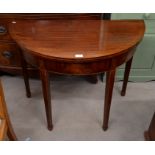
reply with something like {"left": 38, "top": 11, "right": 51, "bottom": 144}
{"left": 9, "top": 20, "right": 145, "bottom": 131}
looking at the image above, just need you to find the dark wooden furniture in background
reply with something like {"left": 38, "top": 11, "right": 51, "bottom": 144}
{"left": 0, "top": 14, "right": 110, "bottom": 85}
{"left": 9, "top": 20, "right": 145, "bottom": 131}
{"left": 0, "top": 79, "right": 17, "bottom": 140}
{"left": 144, "top": 112, "right": 155, "bottom": 140}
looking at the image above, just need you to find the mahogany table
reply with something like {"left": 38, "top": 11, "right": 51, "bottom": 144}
{"left": 9, "top": 20, "right": 145, "bottom": 131}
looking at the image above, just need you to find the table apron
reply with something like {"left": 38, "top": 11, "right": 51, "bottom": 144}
{"left": 22, "top": 47, "right": 136, "bottom": 75}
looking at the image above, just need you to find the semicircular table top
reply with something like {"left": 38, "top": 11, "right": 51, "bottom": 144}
{"left": 9, "top": 20, "right": 145, "bottom": 61}
{"left": 8, "top": 19, "right": 145, "bottom": 131}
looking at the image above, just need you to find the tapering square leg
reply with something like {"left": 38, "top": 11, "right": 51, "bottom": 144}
{"left": 121, "top": 57, "right": 133, "bottom": 96}
{"left": 102, "top": 69, "right": 116, "bottom": 131}
{"left": 39, "top": 62, "right": 53, "bottom": 131}
{"left": 20, "top": 51, "right": 31, "bottom": 98}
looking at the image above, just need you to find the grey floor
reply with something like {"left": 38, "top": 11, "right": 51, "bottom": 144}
{"left": 1, "top": 75, "right": 155, "bottom": 141}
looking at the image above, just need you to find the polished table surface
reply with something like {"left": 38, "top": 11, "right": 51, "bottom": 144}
{"left": 9, "top": 20, "right": 145, "bottom": 131}
{"left": 9, "top": 20, "right": 144, "bottom": 61}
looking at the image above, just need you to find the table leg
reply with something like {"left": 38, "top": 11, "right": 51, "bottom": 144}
{"left": 121, "top": 57, "right": 133, "bottom": 96}
{"left": 20, "top": 52, "right": 31, "bottom": 98}
{"left": 39, "top": 64, "right": 53, "bottom": 131}
{"left": 102, "top": 69, "right": 116, "bottom": 131}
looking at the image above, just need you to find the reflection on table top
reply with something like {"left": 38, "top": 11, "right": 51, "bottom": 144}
{"left": 9, "top": 20, "right": 145, "bottom": 60}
